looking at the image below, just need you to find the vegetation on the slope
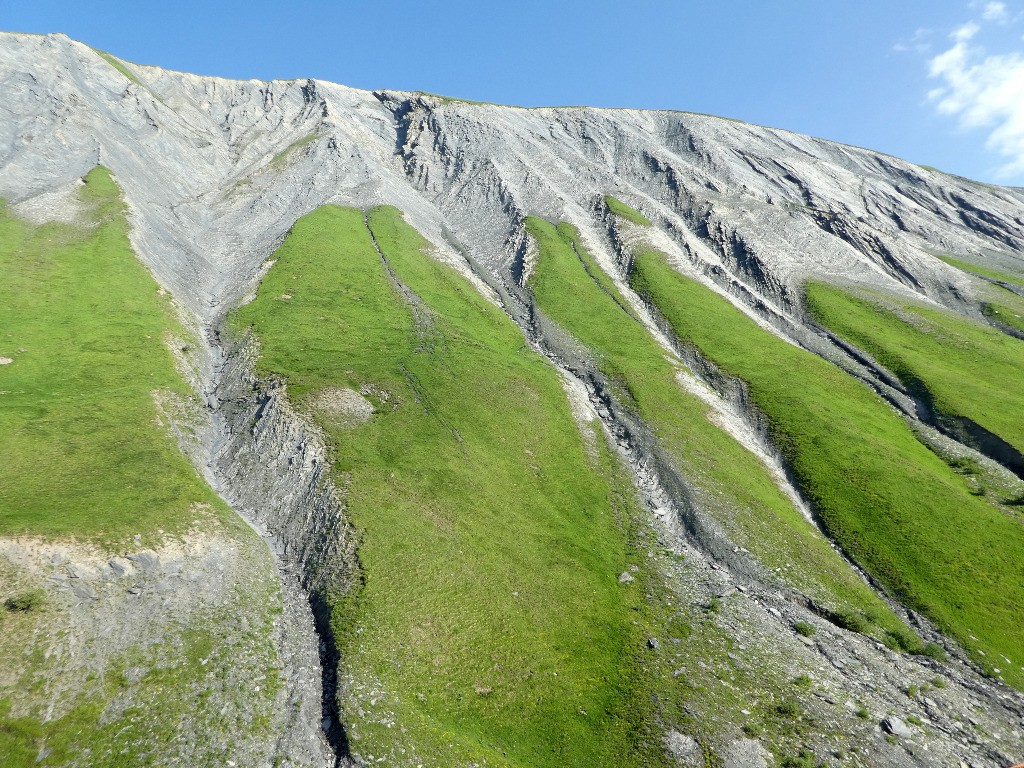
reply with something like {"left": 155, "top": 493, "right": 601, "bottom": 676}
{"left": 806, "top": 283, "right": 1024, "bottom": 465}
{"left": 932, "top": 253, "right": 1024, "bottom": 334}
{"left": 269, "top": 132, "right": 320, "bottom": 168}
{"left": 937, "top": 254, "right": 1024, "bottom": 288}
{"left": 90, "top": 48, "right": 143, "bottom": 86}
{"left": 981, "top": 274, "right": 1024, "bottom": 337}
{"left": 0, "top": 169, "right": 281, "bottom": 764}
{"left": 231, "top": 204, "right": 673, "bottom": 767}
{"left": 0, "top": 168, "right": 229, "bottom": 540}
{"left": 525, "top": 217, "right": 902, "bottom": 632}
{"left": 628, "top": 249, "right": 1024, "bottom": 688}
{"left": 604, "top": 195, "right": 652, "bottom": 227}
{"left": 415, "top": 91, "right": 496, "bottom": 107}
{"left": 982, "top": 299, "right": 1024, "bottom": 335}
{"left": 0, "top": 546, "right": 283, "bottom": 768}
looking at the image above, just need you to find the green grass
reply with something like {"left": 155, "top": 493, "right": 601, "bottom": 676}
{"left": 982, "top": 302, "right": 1024, "bottom": 334}
{"left": 793, "top": 622, "right": 816, "bottom": 638}
{"left": 981, "top": 291, "right": 1024, "bottom": 335}
{"left": 626, "top": 249, "right": 1024, "bottom": 688}
{"left": 0, "top": 167, "right": 280, "bottom": 762}
{"left": 0, "top": 167, "right": 229, "bottom": 541}
{"left": 806, "top": 282, "right": 1024, "bottom": 464}
{"left": 90, "top": 48, "right": 143, "bottom": 86}
{"left": 525, "top": 217, "right": 902, "bottom": 630}
{"left": 3, "top": 590, "right": 45, "bottom": 613}
{"left": 604, "top": 196, "right": 652, "bottom": 227}
{"left": 0, "top": 602, "right": 281, "bottom": 767}
{"left": 231, "top": 204, "right": 674, "bottom": 767}
{"left": 937, "top": 254, "right": 1024, "bottom": 289}
{"left": 269, "top": 132, "right": 320, "bottom": 168}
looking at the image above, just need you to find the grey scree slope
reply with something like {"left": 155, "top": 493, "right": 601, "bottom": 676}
{"left": 3, "top": 31, "right": 1024, "bottom": 768}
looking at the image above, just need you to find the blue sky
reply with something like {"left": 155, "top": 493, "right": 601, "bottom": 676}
{"left": 6, "top": 1, "right": 1024, "bottom": 185}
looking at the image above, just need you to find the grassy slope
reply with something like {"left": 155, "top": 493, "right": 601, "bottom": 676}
{"left": 90, "top": 49, "right": 143, "bottom": 86}
{"left": 0, "top": 168, "right": 227, "bottom": 540}
{"left": 604, "top": 196, "right": 652, "bottom": 227}
{"left": 978, "top": 296, "right": 1024, "bottom": 335}
{"left": 269, "top": 132, "right": 319, "bottom": 168}
{"left": 982, "top": 295, "right": 1024, "bottom": 335}
{"left": 524, "top": 218, "right": 901, "bottom": 633}
{"left": 0, "top": 170, "right": 278, "bottom": 764}
{"left": 806, "top": 283, "right": 1024, "bottom": 462}
{"left": 937, "top": 254, "right": 1024, "bottom": 288}
{"left": 231, "top": 205, "right": 670, "bottom": 767}
{"left": 628, "top": 250, "right": 1024, "bottom": 688}
{"left": 935, "top": 255, "right": 1024, "bottom": 334}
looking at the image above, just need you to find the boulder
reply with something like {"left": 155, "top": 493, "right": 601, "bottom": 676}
{"left": 881, "top": 716, "right": 913, "bottom": 738}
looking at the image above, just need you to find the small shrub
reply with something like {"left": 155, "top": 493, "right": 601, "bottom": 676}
{"left": 781, "top": 749, "right": 821, "bottom": 768}
{"left": 833, "top": 610, "right": 869, "bottom": 633}
{"left": 742, "top": 723, "right": 762, "bottom": 738}
{"left": 948, "top": 456, "right": 982, "bottom": 475}
{"left": 887, "top": 627, "right": 925, "bottom": 654}
{"left": 920, "top": 643, "right": 947, "bottom": 662}
{"left": 4, "top": 588, "right": 46, "bottom": 612}
{"left": 907, "top": 715, "right": 922, "bottom": 726}
{"left": 931, "top": 676, "right": 947, "bottom": 689}
{"left": 793, "top": 621, "right": 816, "bottom": 637}
{"left": 855, "top": 704, "right": 870, "bottom": 720}
{"left": 776, "top": 698, "right": 802, "bottom": 718}
{"left": 707, "top": 597, "right": 722, "bottom": 614}
{"left": 905, "top": 684, "right": 919, "bottom": 698}
{"left": 792, "top": 674, "right": 813, "bottom": 688}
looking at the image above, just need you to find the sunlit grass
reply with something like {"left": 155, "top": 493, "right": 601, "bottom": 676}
{"left": 604, "top": 196, "right": 651, "bottom": 227}
{"left": 628, "top": 249, "right": 1024, "bottom": 688}
{"left": 0, "top": 168, "right": 229, "bottom": 541}
{"left": 232, "top": 204, "right": 672, "bottom": 767}
{"left": 525, "top": 216, "right": 902, "bottom": 632}
{"left": 937, "top": 254, "right": 1024, "bottom": 288}
{"left": 806, "top": 282, "right": 1024, "bottom": 465}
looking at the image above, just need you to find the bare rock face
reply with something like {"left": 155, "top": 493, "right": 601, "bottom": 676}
{"left": 882, "top": 717, "right": 914, "bottom": 739}
{"left": 0, "top": 530, "right": 334, "bottom": 767}
{"left": 2, "top": 30, "right": 1024, "bottom": 768}
{"left": 665, "top": 730, "right": 701, "bottom": 766}
{"left": 2, "top": 31, "right": 1021, "bottom": 329}
{"left": 721, "top": 738, "right": 772, "bottom": 768}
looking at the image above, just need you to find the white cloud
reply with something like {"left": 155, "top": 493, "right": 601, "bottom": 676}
{"left": 928, "top": 12, "right": 1024, "bottom": 178}
{"left": 952, "top": 21, "right": 981, "bottom": 41}
{"left": 894, "top": 27, "right": 934, "bottom": 54}
{"left": 983, "top": 1, "right": 1009, "bottom": 21}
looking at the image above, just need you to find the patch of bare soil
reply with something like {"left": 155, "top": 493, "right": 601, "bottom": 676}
{"left": 307, "top": 386, "right": 375, "bottom": 428}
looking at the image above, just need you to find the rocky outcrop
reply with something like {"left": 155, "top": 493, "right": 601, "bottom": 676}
{"left": 206, "top": 329, "right": 357, "bottom": 765}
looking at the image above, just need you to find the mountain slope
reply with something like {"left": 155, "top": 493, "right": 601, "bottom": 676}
{"left": 1, "top": 31, "right": 1024, "bottom": 768}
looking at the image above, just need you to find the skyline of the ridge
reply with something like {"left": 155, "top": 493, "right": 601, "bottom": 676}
{"left": 5, "top": 1, "right": 1024, "bottom": 186}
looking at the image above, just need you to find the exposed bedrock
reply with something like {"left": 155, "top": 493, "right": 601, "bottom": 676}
{"left": 205, "top": 328, "right": 356, "bottom": 766}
